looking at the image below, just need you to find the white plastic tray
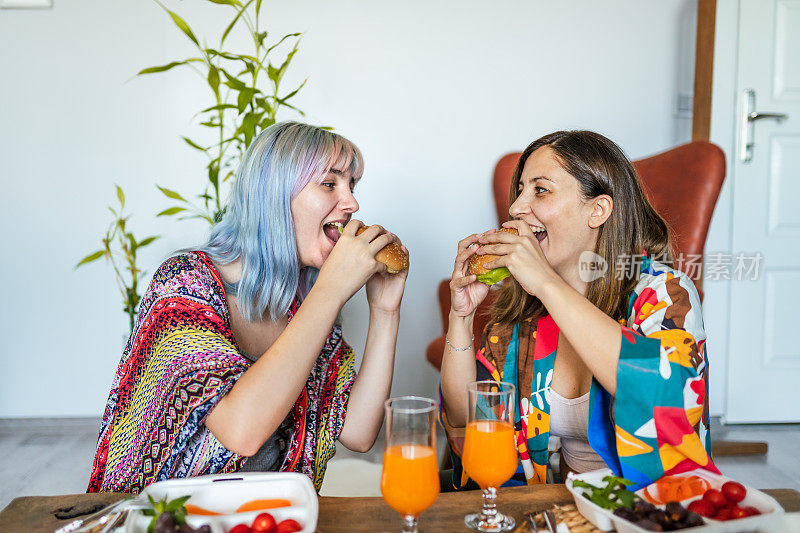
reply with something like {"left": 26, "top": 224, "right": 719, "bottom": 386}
{"left": 124, "top": 472, "right": 318, "bottom": 533}
{"left": 567, "top": 468, "right": 787, "bottom": 533}
{"left": 564, "top": 468, "right": 618, "bottom": 531}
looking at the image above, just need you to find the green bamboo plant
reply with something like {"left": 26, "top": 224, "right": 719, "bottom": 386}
{"left": 78, "top": 0, "right": 307, "bottom": 331}
{"left": 143, "top": 0, "right": 306, "bottom": 224}
{"left": 76, "top": 186, "right": 159, "bottom": 331}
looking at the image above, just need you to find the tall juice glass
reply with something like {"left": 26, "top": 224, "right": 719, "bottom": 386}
{"left": 380, "top": 396, "right": 440, "bottom": 532}
{"left": 462, "top": 381, "right": 517, "bottom": 532}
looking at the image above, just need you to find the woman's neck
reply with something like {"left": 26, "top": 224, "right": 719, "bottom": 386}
{"left": 215, "top": 258, "right": 242, "bottom": 285}
{"left": 556, "top": 266, "right": 589, "bottom": 297}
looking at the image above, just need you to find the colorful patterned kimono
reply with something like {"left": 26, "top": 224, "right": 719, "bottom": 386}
{"left": 440, "top": 257, "right": 718, "bottom": 490}
{"left": 88, "top": 252, "right": 356, "bottom": 493}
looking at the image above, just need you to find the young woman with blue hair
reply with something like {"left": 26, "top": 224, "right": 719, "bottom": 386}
{"left": 88, "top": 122, "right": 408, "bottom": 493}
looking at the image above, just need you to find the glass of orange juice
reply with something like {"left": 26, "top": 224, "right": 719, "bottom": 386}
{"left": 380, "top": 396, "right": 440, "bottom": 533}
{"left": 462, "top": 380, "right": 517, "bottom": 532}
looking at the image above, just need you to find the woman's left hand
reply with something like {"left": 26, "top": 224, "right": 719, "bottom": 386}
{"left": 478, "top": 220, "right": 558, "bottom": 297}
{"left": 365, "top": 235, "right": 409, "bottom": 314}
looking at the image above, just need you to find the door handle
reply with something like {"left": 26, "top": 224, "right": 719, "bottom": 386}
{"left": 739, "top": 89, "right": 789, "bottom": 163}
{"left": 749, "top": 111, "right": 789, "bottom": 122}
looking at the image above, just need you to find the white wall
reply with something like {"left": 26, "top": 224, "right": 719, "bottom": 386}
{"left": 704, "top": 0, "right": 740, "bottom": 423}
{"left": 0, "top": 0, "right": 711, "bottom": 417}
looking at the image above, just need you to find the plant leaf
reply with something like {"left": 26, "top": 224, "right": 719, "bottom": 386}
{"left": 137, "top": 60, "right": 197, "bottom": 76}
{"left": 237, "top": 88, "right": 256, "bottom": 113}
{"left": 265, "top": 32, "right": 301, "bottom": 56}
{"left": 116, "top": 185, "right": 125, "bottom": 207}
{"left": 208, "top": 162, "right": 220, "bottom": 188}
{"left": 199, "top": 103, "right": 236, "bottom": 114}
{"left": 76, "top": 250, "right": 105, "bottom": 267}
{"left": 207, "top": 66, "right": 220, "bottom": 97}
{"left": 221, "top": 68, "right": 247, "bottom": 91}
{"left": 241, "top": 112, "right": 262, "bottom": 147}
{"left": 179, "top": 213, "right": 216, "bottom": 224}
{"left": 181, "top": 137, "right": 206, "bottom": 151}
{"left": 138, "top": 236, "right": 159, "bottom": 248}
{"left": 159, "top": 3, "right": 199, "bottom": 46}
{"left": 279, "top": 77, "right": 307, "bottom": 102}
{"left": 267, "top": 62, "right": 279, "bottom": 83}
{"left": 206, "top": 0, "right": 240, "bottom": 6}
{"left": 274, "top": 45, "right": 298, "bottom": 85}
{"left": 221, "top": 0, "right": 256, "bottom": 45}
{"left": 205, "top": 48, "right": 246, "bottom": 61}
{"left": 165, "top": 495, "right": 191, "bottom": 513}
{"left": 157, "top": 185, "right": 187, "bottom": 202}
{"left": 274, "top": 98, "right": 304, "bottom": 116}
{"left": 157, "top": 206, "right": 187, "bottom": 216}
{"left": 259, "top": 116, "right": 276, "bottom": 130}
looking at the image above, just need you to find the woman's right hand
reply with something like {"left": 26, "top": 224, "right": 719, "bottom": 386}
{"left": 450, "top": 233, "right": 490, "bottom": 317}
{"left": 316, "top": 219, "right": 394, "bottom": 304}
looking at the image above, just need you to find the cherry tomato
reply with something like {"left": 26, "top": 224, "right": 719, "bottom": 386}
{"left": 715, "top": 508, "right": 731, "bottom": 521}
{"left": 729, "top": 506, "right": 749, "bottom": 520}
{"left": 703, "top": 489, "right": 727, "bottom": 509}
{"left": 687, "top": 499, "right": 715, "bottom": 517}
{"left": 251, "top": 512, "right": 278, "bottom": 533}
{"left": 229, "top": 525, "right": 252, "bottom": 533}
{"left": 721, "top": 481, "right": 747, "bottom": 503}
{"left": 742, "top": 505, "right": 761, "bottom": 516}
{"left": 275, "top": 519, "right": 303, "bottom": 533}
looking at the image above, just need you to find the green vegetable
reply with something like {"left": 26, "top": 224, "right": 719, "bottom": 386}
{"left": 573, "top": 475, "right": 637, "bottom": 511}
{"left": 142, "top": 494, "right": 191, "bottom": 533}
{"left": 476, "top": 267, "right": 511, "bottom": 286}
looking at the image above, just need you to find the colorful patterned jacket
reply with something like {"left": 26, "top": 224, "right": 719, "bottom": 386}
{"left": 88, "top": 252, "right": 356, "bottom": 493}
{"left": 440, "top": 258, "right": 717, "bottom": 490}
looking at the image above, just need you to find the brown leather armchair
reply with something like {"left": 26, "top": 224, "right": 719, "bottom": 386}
{"left": 425, "top": 141, "right": 726, "bottom": 371}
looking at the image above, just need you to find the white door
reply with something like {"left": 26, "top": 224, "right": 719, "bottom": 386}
{"left": 726, "top": 0, "right": 800, "bottom": 422}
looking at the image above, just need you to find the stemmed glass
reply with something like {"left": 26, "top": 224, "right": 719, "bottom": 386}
{"left": 462, "top": 381, "right": 518, "bottom": 532}
{"left": 380, "top": 396, "right": 440, "bottom": 533}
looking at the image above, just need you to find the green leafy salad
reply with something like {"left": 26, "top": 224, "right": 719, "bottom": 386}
{"left": 572, "top": 475, "right": 639, "bottom": 510}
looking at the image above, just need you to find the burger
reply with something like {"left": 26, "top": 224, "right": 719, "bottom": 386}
{"left": 357, "top": 226, "right": 409, "bottom": 273}
{"left": 331, "top": 223, "right": 409, "bottom": 274}
{"left": 468, "top": 227, "right": 518, "bottom": 285}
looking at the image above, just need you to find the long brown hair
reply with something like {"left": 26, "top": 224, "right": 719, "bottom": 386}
{"left": 491, "top": 130, "right": 672, "bottom": 325}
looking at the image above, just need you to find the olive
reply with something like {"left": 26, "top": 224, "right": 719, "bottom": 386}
{"left": 177, "top": 524, "right": 196, "bottom": 533}
{"left": 613, "top": 507, "right": 638, "bottom": 521}
{"left": 684, "top": 512, "right": 705, "bottom": 527}
{"left": 664, "top": 501, "right": 688, "bottom": 522}
{"left": 634, "top": 500, "right": 657, "bottom": 516}
{"left": 153, "top": 513, "right": 175, "bottom": 533}
{"left": 648, "top": 510, "right": 672, "bottom": 526}
{"left": 635, "top": 518, "right": 664, "bottom": 531}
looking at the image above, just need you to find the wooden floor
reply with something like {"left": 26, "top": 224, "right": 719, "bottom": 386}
{"left": 1, "top": 417, "right": 798, "bottom": 511}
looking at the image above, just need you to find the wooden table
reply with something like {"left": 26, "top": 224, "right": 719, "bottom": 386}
{"left": 2, "top": 485, "right": 799, "bottom": 533}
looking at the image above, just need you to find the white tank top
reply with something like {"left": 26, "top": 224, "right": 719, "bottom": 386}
{"left": 548, "top": 389, "right": 608, "bottom": 473}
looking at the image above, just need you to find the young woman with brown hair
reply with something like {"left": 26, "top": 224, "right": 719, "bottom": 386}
{"left": 440, "top": 131, "right": 717, "bottom": 490}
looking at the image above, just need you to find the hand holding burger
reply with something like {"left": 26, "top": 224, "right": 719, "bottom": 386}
{"left": 355, "top": 225, "right": 408, "bottom": 274}
{"left": 317, "top": 220, "right": 408, "bottom": 307}
{"left": 477, "top": 220, "right": 557, "bottom": 297}
{"left": 468, "top": 227, "right": 518, "bottom": 285}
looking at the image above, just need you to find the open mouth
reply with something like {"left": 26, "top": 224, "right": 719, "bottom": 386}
{"left": 323, "top": 221, "right": 345, "bottom": 244}
{"left": 531, "top": 225, "right": 547, "bottom": 243}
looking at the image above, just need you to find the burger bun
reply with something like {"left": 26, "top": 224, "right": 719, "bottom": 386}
{"left": 467, "top": 227, "right": 518, "bottom": 276}
{"left": 356, "top": 225, "right": 409, "bottom": 274}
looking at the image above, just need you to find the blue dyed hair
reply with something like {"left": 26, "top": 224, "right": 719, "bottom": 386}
{"left": 202, "top": 121, "right": 364, "bottom": 322}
